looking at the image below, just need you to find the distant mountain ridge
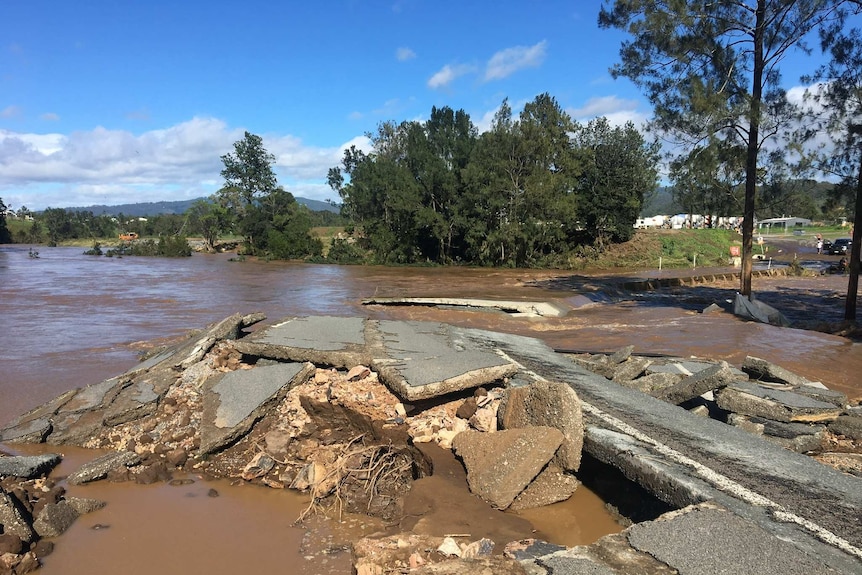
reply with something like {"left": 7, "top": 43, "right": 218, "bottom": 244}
{"left": 63, "top": 196, "right": 341, "bottom": 217}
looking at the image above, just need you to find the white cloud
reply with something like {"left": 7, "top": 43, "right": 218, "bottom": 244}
{"left": 484, "top": 41, "right": 547, "bottom": 82}
{"left": 567, "top": 96, "right": 649, "bottom": 127}
{"left": 0, "top": 118, "right": 370, "bottom": 210}
{"left": 1, "top": 105, "right": 22, "bottom": 119}
{"left": 396, "top": 47, "right": 416, "bottom": 61}
{"left": 427, "top": 63, "right": 474, "bottom": 89}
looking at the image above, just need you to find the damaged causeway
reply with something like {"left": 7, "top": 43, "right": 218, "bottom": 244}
{"left": 1, "top": 313, "right": 860, "bottom": 575}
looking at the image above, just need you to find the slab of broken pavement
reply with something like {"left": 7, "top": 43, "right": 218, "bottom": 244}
{"left": 1, "top": 311, "right": 860, "bottom": 575}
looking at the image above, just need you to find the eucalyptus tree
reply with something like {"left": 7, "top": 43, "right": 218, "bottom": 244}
{"left": 799, "top": 10, "right": 862, "bottom": 318}
{"left": 218, "top": 131, "right": 278, "bottom": 253}
{"left": 600, "top": 0, "right": 847, "bottom": 296}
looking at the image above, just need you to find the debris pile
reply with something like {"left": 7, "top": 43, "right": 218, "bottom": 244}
{"left": 0, "top": 313, "right": 585, "bottom": 573}
{"left": 0, "top": 455, "right": 104, "bottom": 574}
{"left": 568, "top": 348, "right": 862, "bottom": 476}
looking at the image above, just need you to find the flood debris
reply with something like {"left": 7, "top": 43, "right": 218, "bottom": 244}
{"left": 2, "top": 313, "right": 860, "bottom": 574}
{"left": 566, "top": 347, "right": 860, "bottom": 462}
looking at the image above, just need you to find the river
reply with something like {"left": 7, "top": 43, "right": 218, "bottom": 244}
{"left": 1, "top": 244, "right": 859, "bottom": 574}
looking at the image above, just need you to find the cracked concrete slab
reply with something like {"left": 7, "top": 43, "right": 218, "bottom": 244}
{"left": 232, "top": 316, "right": 369, "bottom": 368}
{"left": 199, "top": 361, "right": 314, "bottom": 454}
{"left": 372, "top": 320, "right": 519, "bottom": 401}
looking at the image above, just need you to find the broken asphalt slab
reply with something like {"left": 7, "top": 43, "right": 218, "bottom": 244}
{"left": 199, "top": 361, "right": 314, "bottom": 454}
{"left": 362, "top": 297, "right": 572, "bottom": 318}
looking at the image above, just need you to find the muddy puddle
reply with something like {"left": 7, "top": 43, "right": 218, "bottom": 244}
{"left": 2, "top": 245, "right": 860, "bottom": 573}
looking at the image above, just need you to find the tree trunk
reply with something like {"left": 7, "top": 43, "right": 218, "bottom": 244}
{"left": 741, "top": 1, "right": 766, "bottom": 298}
{"left": 845, "top": 144, "right": 862, "bottom": 320}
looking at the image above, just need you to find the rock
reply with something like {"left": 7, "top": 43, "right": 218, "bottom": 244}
{"left": 67, "top": 451, "right": 141, "bottom": 485}
{"left": 497, "top": 380, "right": 583, "bottom": 472}
{"left": 702, "top": 303, "right": 724, "bottom": 314}
{"left": 608, "top": 345, "right": 635, "bottom": 365}
{"left": 456, "top": 397, "right": 478, "bottom": 420}
{"left": 508, "top": 465, "right": 580, "bottom": 511}
{"left": 346, "top": 365, "right": 371, "bottom": 381}
{"left": 33, "top": 500, "right": 79, "bottom": 538}
{"left": 241, "top": 452, "right": 276, "bottom": 480}
{"left": 469, "top": 405, "right": 497, "bottom": 433}
{"left": 0, "top": 418, "right": 53, "bottom": 444}
{"left": 65, "top": 497, "right": 106, "bottom": 515}
{"left": 0, "top": 491, "right": 35, "bottom": 542}
{"left": 452, "top": 427, "right": 563, "bottom": 510}
{"left": 829, "top": 415, "right": 862, "bottom": 440}
{"left": 290, "top": 461, "right": 327, "bottom": 491}
{"left": 437, "top": 537, "right": 462, "bottom": 557}
{"left": 715, "top": 381, "right": 843, "bottom": 423}
{"left": 264, "top": 430, "right": 293, "bottom": 459}
{"left": 0, "top": 454, "right": 62, "bottom": 480}
{"left": 461, "top": 538, "right": 494, "bottom": 559}
{"left": 655, "top": 361, "right": 737, "bottom": 405}
{"left": 0, "top": 534, "right": 23, "bottom": 555}
{"left": 165, "top": 448, "right": 188, "bottom": 468}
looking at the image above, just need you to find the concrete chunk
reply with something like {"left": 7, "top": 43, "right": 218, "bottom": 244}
{"left": 452, "top": 427, "right": 563, "bottom": 510}
{"left": 0, "top": 454, "right": 61, "bottom": 479}
{"left": 742, "top": 356, "right": 815, "bottom": 387}
{"left": 199, "top": 362, "right": 313, "bottom": 454}
{"left": 67, "top": 451, "right": 141, "bottom": 485}
{"left": 508, "top": 465, "right": 580, "bottom": 511}
{"left": 612, "top": 357, "right": 653, "bottom": 382}
{"left": 232, "top": 316, "right": 369, "bottom": 368}
{"left": 33, "top": 500, "right": 79, "bottom": 538}
{"left": 655, "top": 361, "right": 737, "bottom": 405}
{"left": 715, "top": 381, "right": 843, "bottom": 423}
{"left": 373, "top": 321, "right": 518, "bottom": 401}
{"left": 498, "top": 380, "right": 583, "bottom": 472}
{"left": 0, "top": 491, "right": 35, "bottom": 542}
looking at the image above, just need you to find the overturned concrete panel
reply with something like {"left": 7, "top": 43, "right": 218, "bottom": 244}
{"left": 373, "top": 321, "right": 518, "bottom": 401}
{"left": 232, "top": 316, "right": 369, "bottom": 368}
{"left": 715, "top": 381, "right": 843, "bottom": 423}
{"left": 453, "top": 427, "right": 563, "bottom": 510}
{"left": 199, "top": 362, "right": 314, "bottom": 454}
{"left": 627, "top": 504, "right": 836, "bottom": 575}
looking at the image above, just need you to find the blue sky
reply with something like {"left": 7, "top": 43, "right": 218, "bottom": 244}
{"left": 0, "top": 1, "right": 842, "bottom": 212}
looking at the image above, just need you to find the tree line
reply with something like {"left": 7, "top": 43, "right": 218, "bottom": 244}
{"left": 328, "top": 95, "right": 659, "bottom": 267}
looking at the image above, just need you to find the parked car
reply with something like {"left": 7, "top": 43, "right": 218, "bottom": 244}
{"left": 827, "top": 238, "right": 852, "bottom": 255}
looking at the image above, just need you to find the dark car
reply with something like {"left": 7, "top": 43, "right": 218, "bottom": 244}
{"left": 827, "top": 238, "right": 852, "bottom": 255}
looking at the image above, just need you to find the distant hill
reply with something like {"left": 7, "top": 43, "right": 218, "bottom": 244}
{"left": 63, "top": 196, "right": 341, "bottom": 217}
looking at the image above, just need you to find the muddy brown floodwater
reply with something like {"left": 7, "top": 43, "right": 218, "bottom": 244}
{"left": 1, "top": 244, "right": 860, "bottom": 574}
